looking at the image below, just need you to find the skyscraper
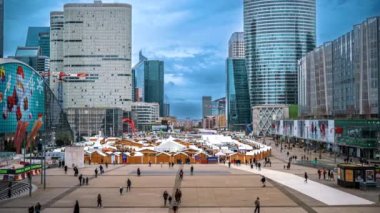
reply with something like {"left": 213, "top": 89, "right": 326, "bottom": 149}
{"left": 144, "top": 60, "right": 164, "bottom": 116}
{"left": 244, "top": 0, "right": 316, "bottom": 106}
{"left": 132, "top": 51, "right": 165, "bottom": 116}
{"left": 50, "top": 1, "right": 132, "bottom": 110}
{"left": 49, "top": 1, "right": 132, "bottom": 138}
{"left": 226, "top": 32, "right": 251, "bottom": 130}
{"left": 228, "top": 32, "right": 245, "bottom": 58}
{"left": 202, "top": 96, "right": 212, "bottom": 118}
{"left": 132, "top": 51, "right": 148, "bottom": 102}
{"left": 0, "top": 0, "right": 3, "bottom": 58}
{"left": 25, "top": 27, "right": 50, "bottom": 57}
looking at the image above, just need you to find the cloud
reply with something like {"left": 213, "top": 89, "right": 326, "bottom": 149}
{"left": 164, "top": 73, "right": 186, "bottom": 86}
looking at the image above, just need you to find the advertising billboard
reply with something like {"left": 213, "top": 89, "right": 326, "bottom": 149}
{"left": 0, "top": 63, "right": 45, "bottom": 133}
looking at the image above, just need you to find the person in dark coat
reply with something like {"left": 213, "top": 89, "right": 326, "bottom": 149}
{"left": 97, "top": 194, "right": 102, "bottom": 208}
{"left": 261, "top": 176, "right": 266, "bottom": 187}
{"left": 304, "top": 172, "right": 308, "bottom": 183}
{"left": 137, "top": 168, "right": 141, "bottom": 176}
{"left": 95, "top": 168, "right": 98, "bottom": 178}
{"left": 190, "top": 165, "right": 194, "bottom": 175}
{"left": 28, "top": 206, "right": 34, "bottom": 213}
{"left": 7, "top": 187, "right": 11, "bottom": 198}
{"left": 168, "top": 195, "right": 172, "bottom": 205}
{"left": 78, "top": 174, "right": 83, "bottom": 186}
{"left": 74, "top": 200, "right": 80, "bottom": 213}
{"left": 163, "top": 190, "right": 169, "bottom": 206}
{"left": 254, "top": 197, "right": 260, "bottom": 213}
{"left": 34, "top": 202, "right": 41, "bottom": 213}
{"left": 86, "top": 177, "right": 89, "bottom": 185}
{"left": 119, "top": 187, "right": 123, "bottom": 195}
{"left": 64, "top": 165, "right": 68, "bottom": 174}
{"left": 127, "top": 178, "right": 132, "bottom": 191}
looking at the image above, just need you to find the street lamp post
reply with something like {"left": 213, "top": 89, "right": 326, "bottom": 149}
{"left": 43, "top": 139, "right": 46, "bottom": 190}
{"left": 29, "top": 139, "right": 32, "bottom": 197}
{"left": 40, "top": 139, "right": 43, "bottom": 185}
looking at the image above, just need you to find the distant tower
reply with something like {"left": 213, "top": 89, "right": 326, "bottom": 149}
{"left": 202, "top": 96, "right": 212, "bottom": 118}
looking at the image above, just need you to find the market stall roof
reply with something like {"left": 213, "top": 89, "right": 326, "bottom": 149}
{"left": 215, "top": 151, "right": 226, "bottom": 156}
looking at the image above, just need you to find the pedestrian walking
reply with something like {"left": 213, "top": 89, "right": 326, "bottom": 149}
{"left": 97, "top": 193, "right": 102, "bottom": 208}
{"left": 250, "top": 163, "right": 254, "bottom": 169}
{"left": 323, "top": 169, "right": 327, "bottom": 180}
{"left": 74, "top": 200, "right": 80, "bottom": 213}
{"left": 317, "top": 169, "right": 321, "bottom": 179}
{"left": 78, "top": 174, "right": 83, "bottom": 186}
{"left": 228, "top": 161, "right": 231, "bottom": 168}
{"left": 119, "top": 187, "right": 123, "bottom": 195}
{"left": 34, "top": 202, "right": 41, "bottom": 213}
{"left": 261, "top": 176, "right": 266, "bottom": 187}
{"left": 149, "top": 161, "right": 152, "bottom": 167}
{"left": 64, "top": 165, "right": 68, "bottom": 174}
{"left": 179, "top": 169, "right": 184, "bottom": 180}
{"left": 28, "top": 206, "right": 34, "bottom": 213}
{"left": 127, "top": 178, "right": 131, "bottom": 191}
{"left": 7, "top": 187, "right": 11, "bottom": 198}
{"left": 190, "top": 165, "right": 194, "bottom": 175}
{"left": 168, "top": 195, "right": 172, "bottom": 205}
{"left": 95, "top": 168, "right": 98, "bottom": 178}
{"left": 163, "top": 190, "right": 169, "bottom": 206}
{"left": 82, "top": 177, "right": 85, "bottom": 186}
{"left": 172, "top": 203, "right": 178, "bottom": 213}
{"left": 137, "top": 168, "right": 141, "bottom": 176}
{"left": 304, "top": 172, "right": 308, "bottom": 183}
{"left": 105, "top": 162, "right": 108, "bottom": 169}
{"left": 86, "top": 177, "right": 89, "bottom": 185}
{"left": 254, "top": 197, "right": 260, "bottom": 213}
{"left": 258, "top": 162, "right": 261, "bottom": 171}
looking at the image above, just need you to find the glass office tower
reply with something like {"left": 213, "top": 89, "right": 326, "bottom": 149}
{"left": 144, "top": 60, "right": 164, "bottom": 116}
{"left": 227, "top": 59, "right": 251, "bottom": 130}
{"left": 244, "top": 0, "right": 316, "bottom": 106}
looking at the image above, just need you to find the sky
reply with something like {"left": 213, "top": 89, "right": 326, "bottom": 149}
{"left": 4, "top": 0, "right": 380, "bottom": 119}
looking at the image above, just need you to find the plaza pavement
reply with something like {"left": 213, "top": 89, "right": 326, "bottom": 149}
{"left": 0, "top": 156, "right": 379, "bottom": 212}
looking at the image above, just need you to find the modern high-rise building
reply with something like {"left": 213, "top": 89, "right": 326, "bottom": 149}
{"left": 226, "top": 32, "right": 251, "bottom": 130}
{"left": 144, "top": 60, "right": 164, "bottom": 116}
{"left": 132, "top": 51, "right": 164, "bottom": 116}
{"left": 226, "top": 58, "right": 251, "bottom": 130}
{"left": 244, "top": 0, "right": 316, "bottom": 106}
{"left": 163, "top": 103, "right": 170, "bottom": 117}
{"left": 12, "top": 46, "right": 49, "bottom": 76}
{"left": 0, "top": 0, "right": 3, "bottom": 58}
{"left": 25, "top": 27, "right": 50, "bottom": 57}
{"left": 299, "top": 17, "right": 380, "bottom": 118}
{"left": 202, "top": 96, "right": 212, "bottom": 118}
{"left": 50, "top": 1, "right": 132, "bottom": 109}
{"left": 132, "top": 51, "right": 148, "bottom": 102}
{"left": 49, "top": 1, "right": 132, "bottom": 138}
{"left": 228, "top": 32, "right": 245, "bottom": 58}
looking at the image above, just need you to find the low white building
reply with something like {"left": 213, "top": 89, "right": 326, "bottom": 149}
{"left": 131, "top": 102, "right": 160, "bottom": 131}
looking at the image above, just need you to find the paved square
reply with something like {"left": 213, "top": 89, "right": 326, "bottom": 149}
{"left": 0, "top": 164, "right": 378, "bottom": 213}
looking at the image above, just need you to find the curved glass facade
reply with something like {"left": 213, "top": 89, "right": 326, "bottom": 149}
{"left": 244, "top": 0, "right": 316, "bottom": 106}
{"left": 0, "top": 59, "right": 73, "bottom": 151}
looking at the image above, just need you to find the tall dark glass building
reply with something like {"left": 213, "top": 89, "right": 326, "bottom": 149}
{"left": 25, "top": 27, "right": 50, "bottom": 57}
{"left": 227, "top": 59, "right": 251, "bottom": 130}
{"left": 144, "top": 60, "right": 164, "bottom": 116}
{"left": 132, "top": 52, "right": 165, "bottom": 117}
{"left": 244, "top": 0, "right": 316, "bottom": 106}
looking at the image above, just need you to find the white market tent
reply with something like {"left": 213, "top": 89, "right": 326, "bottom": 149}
{"left": 155, "top": 136, "right": 186, "bottom": 153}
